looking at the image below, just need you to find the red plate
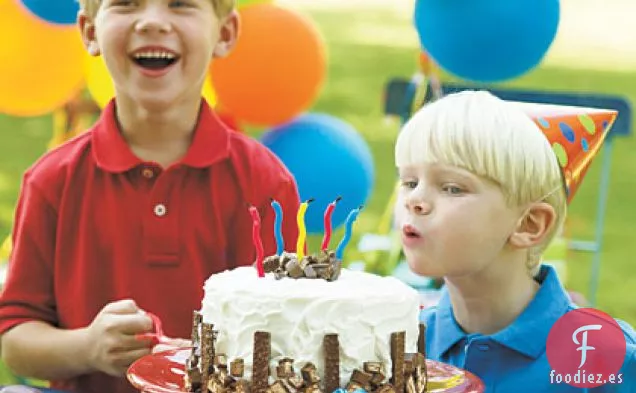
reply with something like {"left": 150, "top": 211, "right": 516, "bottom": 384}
{"left": 128, "top": 349, "right": 485, "bottom": 393}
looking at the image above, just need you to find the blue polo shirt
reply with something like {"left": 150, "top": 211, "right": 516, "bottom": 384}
{"left": 420, "top": 265, "right": 636, "bottom": 392}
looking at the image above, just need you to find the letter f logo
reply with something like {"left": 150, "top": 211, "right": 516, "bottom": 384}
{"left": 572, "top": 324, "right": 602, "bottom": 368}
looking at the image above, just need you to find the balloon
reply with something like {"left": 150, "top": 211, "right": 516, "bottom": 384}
{"left": 211, "top": 4, "right": 326, "bottom": 126}
{"left": 414, "top": 0, "right": 560, "bottom": 82}
{"left": 0, "top": 2, "right": 85, "bottom": 116}
{"left": 261, "top": 114, "right": 374, "bottom": 234}
{"left": 20, "top": 0, "right": 80, "bottom": 25}
{"left": 85, "top": 55, "right": 217, "bottom": 108}
{"left": 237, "top": 0, "right": 273, "bottom": 8}
{"left": 85, "top": 55, "right": 113, "bottom": 109}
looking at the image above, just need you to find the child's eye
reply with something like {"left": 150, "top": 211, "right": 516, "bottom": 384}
{"left": 111, "top": 0, "right": 134, "bottom": 6}
{"left": 441, "top": 184, "right": 464, "bottom": 195}
{"left": 170, "top": 0, "right": 193, "bottom": 7}
{"left": 400, "top": 180, "right": 418, "bottom": 189}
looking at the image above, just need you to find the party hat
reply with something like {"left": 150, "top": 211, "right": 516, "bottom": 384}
{"left": 512, "top": 102, "right": 618, "bottom": 203}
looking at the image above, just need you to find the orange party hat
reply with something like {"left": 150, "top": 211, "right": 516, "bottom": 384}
{"left": 512, "top": 102, "right": 618, "bottom": 203}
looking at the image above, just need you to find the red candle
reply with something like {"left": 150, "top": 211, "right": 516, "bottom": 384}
{"left": 321, "top": 196, "right": 342, "bottom": 252}
{"left": 249, "top": 206, "right": 265, "bottom": 277}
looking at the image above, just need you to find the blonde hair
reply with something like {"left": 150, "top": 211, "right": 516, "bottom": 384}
{"left": 395, "top": 90, "right": 567, "bottom": 274}
{"left": 78, "top": 0, "right": 236, "bottom": 18}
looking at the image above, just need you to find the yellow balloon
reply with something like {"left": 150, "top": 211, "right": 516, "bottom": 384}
{"left": 85, "top": 54, "right": 216, "bottom": 108}
{"left": 0, "top": 2, "right": 85, "bottom": 116}
{"left": 85, "top": 54, "right": 114, "bottom": 109}
{"left": 202, "top": 73, "right": 217, "bottom": 107}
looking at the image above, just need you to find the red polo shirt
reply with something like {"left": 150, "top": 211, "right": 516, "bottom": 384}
{"left": 0, "top": 100, "right": 300, "bottom": 393}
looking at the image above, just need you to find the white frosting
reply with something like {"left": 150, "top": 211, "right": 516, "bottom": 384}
{"left": 201, "top": 266, "right": 420, "bottom": 386}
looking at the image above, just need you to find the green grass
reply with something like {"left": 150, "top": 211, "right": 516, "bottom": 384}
{"left": 0, "top": 5, "right": 634, "bottom": 384}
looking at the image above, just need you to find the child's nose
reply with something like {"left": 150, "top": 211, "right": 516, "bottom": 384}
{"left": 405, "top": 197, "right": 432, "bottom": 216}
{"left": 135, "top": 8, "right": 172, "bottom": 34}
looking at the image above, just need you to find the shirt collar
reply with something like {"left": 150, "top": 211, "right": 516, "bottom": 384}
{"left": 92, "top": 99, "right": 231, "bottom": 173}
{"left": 490, "top": 264, "right": 572, "bottom": 358}
{"left": 430, "top": 264, "right": 572, "bottom": 359}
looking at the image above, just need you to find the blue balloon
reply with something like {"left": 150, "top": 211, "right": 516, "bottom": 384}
{"left": 21, "top": 0, "right": 80, "bottom": 25}
{"left": 261, "top": 114, "right": 374, "bottom": 235}
{"left": 414, "top": 0, "right": 560, "bottom": 82}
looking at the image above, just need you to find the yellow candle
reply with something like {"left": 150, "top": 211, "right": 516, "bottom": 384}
{"left": 296, "top": 199, "right": 314, "bottom": 260}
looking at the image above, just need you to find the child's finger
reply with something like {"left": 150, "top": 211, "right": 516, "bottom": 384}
{"left": 102, "top": 299, "right": 140, "bottom": 314}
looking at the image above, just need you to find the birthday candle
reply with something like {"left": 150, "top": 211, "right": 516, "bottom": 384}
{"left": 296, "top": 198, "right": 314, "bottom": 260}
{"left": 321, "top": 196, "right": 342, "bottom": 252}
{"left": 270, "top": 199, "right": 284, "bottom": 255}
{"left": 335, "top": 206, "right": 362, "bottom": 260}
{"left": 248, "top": 206, "right": 265, "bottom": 278}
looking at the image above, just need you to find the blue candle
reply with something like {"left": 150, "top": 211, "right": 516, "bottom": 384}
{"left": 270, "top": 199, "right": 284, "bottom": 255}
{"left": 335, "top": 206, "right": 362, "bottom": 260}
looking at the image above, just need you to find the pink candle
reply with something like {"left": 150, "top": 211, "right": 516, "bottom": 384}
{"left": 249, "top": 206, "right": 265, "bottom": 277}
{"left": 321, "top": 196, "right": 342, "bottom": 252}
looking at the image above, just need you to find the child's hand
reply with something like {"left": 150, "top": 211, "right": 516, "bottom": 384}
{"left": 84, "top": 299, "right": 153, "bottom": 377}
{"left": 152, "top": 337, "right": 192, "bottom": 354}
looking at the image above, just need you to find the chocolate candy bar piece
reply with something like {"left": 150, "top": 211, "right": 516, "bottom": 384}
{"left": 414, "top": 362, "right": 427, "bottom": 393}
{"left": 208, "top": 376, "right": 227, "bottom": 393}
{"left": 301, "top": 363, "right": 320, "bottom": 384}
{"left": 405, "top": 375, "right": 416, "bottom": 393}
{"left": 323, "top": 334, "right": 340, "bottom": 393}
{"left": 371, "top": 370, "right": 386, "bottom": 386}
{"left": 363, "top": 362, "right": 382, "bottom": 374}
{"left": 201, "top": 323, "right": 216, "bottom": 388}
{"left": 184, "top": 367, "right": 201, "bottom": 392}
{"left": 277, "top": 358, "right": 295, "bottom": 378}
{"left": 390, "top": 332, "right": 406, "bottom": 393}
{"left": 252, "top": 331, "right": 271, "bottom": 393}
{"left": 269, "top": 380, "right": 291, "bottom": 393}
{"left": 191, "top": 311, "right": 202, "bottom": 344}
{"left": 303, "top": 264, "right": 317, "bottom": 279}
{"left": 345, "top": 382, "right": 363, "bottom": 393}
{"left": 275, "top": 268, "right": 288, "bottom": 280}
{"left": 230, "top": 359, "right": 245, "bottom": 378}
{"left": 312, "top": 263, "right": 332, "bottom": 280}
{"left": 350, "top": 369, "right": 373, "bottom": 388}
{"left": 403, "top": 359, "right": 413, "bottom": 377}
{"left": 418, "top": 324, "right": 426, "bottom": 357}
{"left": 329, "top": 260, "right": 342, "bottom": 281}
{"left": 287, "top": 376, "right": 305, "bottom": 390}
{"left": 304, "top": 385, "right": 322, "bottom": 393}
{"left": 233, "top": 380, "right": 251, "bottom": 393}
{"left": 298, "top": 256, "right": 310, "bottom": 270}
{"left": 215, "top": 354, "right": 228, "bottom": 368}
{"left": 286, "top": 260, "right": 304, "bottom": 279}
{"left": 375, "top": 384, "right": 397, "bottom": 393}
{"left": 263, "top": 255, "right": 281, "bottom": 273}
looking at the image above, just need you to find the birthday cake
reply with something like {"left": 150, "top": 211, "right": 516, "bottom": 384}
{"left": 183, "top": 201, "right": 482, "bottom": 393}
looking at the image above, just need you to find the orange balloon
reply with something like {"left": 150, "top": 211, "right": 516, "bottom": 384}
{"left": 211, "top": 4, "right": 326, "bottom": 126}
{"left": 0, "top": 2, "right": 85, "bottom": 116}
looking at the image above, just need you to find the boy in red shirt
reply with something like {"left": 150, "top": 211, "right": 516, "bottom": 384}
{"left": 0, "top": 1, "right": 300, "bottom": 393}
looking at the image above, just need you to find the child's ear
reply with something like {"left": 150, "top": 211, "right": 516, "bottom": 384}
{"left": 508, "top": 202, "right": 557, "bottom": 249}
{"left": 78, "top": 10, "right": 101, "bottom": 56}
{"left": 213, "top": 10, "right": 239, "bottom": 58}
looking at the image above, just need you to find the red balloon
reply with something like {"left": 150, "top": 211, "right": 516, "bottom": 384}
{"left": 211, "top": 4, "right": 327, "bottom": 126}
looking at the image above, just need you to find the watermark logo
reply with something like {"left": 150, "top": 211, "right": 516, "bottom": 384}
{"left": 547, "top": 308, "right": 626, "bottom": 388}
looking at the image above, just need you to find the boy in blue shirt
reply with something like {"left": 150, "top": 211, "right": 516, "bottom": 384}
{"left": 393, "top": 90, "right": 635, "bottom": 392}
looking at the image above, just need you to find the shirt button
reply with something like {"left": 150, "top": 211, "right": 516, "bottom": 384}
{"left": 142, "top": 168, "right": 155, "bottom": 179}
{"left": 154, "top": 204, "right": 167, "bottom": 217}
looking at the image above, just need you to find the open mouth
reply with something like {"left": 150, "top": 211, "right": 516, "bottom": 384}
{"left": 131, "top": 50, "right": 180, "bottom": 70}
{"left": 402, "top": 224, "right": 422, "bottom": 239}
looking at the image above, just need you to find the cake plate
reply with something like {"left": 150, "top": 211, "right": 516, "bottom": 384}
{"left": 128, "top": 349, "right": 484, "bottom": 393}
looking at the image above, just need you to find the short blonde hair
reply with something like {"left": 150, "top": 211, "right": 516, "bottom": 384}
{"left": 395, "top": 90, "right": 567, "bottom": 273}
{"left": 78, "top": 0, "right": 236, "bottom": 18}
